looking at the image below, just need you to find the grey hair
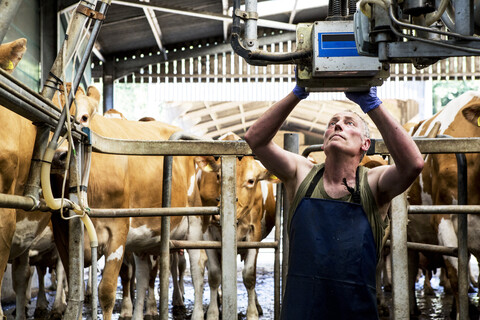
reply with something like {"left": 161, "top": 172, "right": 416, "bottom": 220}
{"left": 345, "top": 109, "right": 370, "bottom": 140}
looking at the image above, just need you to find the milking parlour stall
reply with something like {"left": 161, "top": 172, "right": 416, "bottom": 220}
{"left": 3, "top": 0, "right": 480, "bottom": 320}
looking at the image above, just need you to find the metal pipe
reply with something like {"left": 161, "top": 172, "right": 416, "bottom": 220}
{"left": 384, "top": 240, "right": 458, "bottom": 256}
{"left": 274, "top": 183, "right": 282, "bottom": 320}
{"left": 221, "top": 155, "right": 237, "bottom": 320}
{"left": 51, "top": 1, "right": 110, "bottom": 144}
{"left": 0, "top": 0, "right": 24, "bottom": 43}
{"left": 41, "top": 0, "right": 98, "bottom": 100}
{"left": 408, "top": 205, "right": 480, "bottom": 213}
{"left": 0, "top": 70, "right": 85, "bottom": 141}
{"left": 456, "top": 153, "right": 468, "bottom": 320}
{"left": 0, "top": 193, "right": 47, "bottom": 211}
{"left": 91, "top": 246, "right": 98, "bottom": 320}
{"left": 88, "top": 207, "right": 219, "bottom": 217}
{"left": 170, "top": 240, "right": 279, "bottom": 249}
{"left": 159, "top": 151, "right": 172, "bottom": 320}
{"left": 23, "top": 125, "right": 51, "bottom": 207}
{"left": 282, "top": 134, "right": 298, "bottom": 296}
{"left": 230, "top": 0, "right": 310, "bottom": 65}
{"left": 368, "top": 137, "right": 480, "bottom": 155}
{"left": 63, "top": 140, "right": 84, "bottom": 320}
{"left": 455, "top": 0, "right": 473, "bottom": 36}
{"left": 90, "top": 130, "right": 252, "bottom": 156}
{"left": 391, "top": 192, "right": 409, "bottom": 320}
{"left": 244, "top": 0, "right": 258, "bottom": 50}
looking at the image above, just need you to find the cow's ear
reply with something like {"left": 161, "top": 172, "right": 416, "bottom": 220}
{"left": 195, "top": 156, "right": 220, "bottom": 172}
{"left": 462, "top": 99, "right": 480, "bottom": 125}
{"left": 87, "top": 86, "right": 101, "bottom": 104}
{"left": 258, "top": 169, "right": 280, "bottom": 183}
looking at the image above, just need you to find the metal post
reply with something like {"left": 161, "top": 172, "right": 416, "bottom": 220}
{"left": 244, "top": 0, "right": 258, "bottom": 50}
{"left": 103, "top": 57, "right": 115, "bottom": 113}
{"left": 159, "top": 152, "right": 173, "bottom": 320}
{"left": 23, "top": 125, "right": 50, "bottom": 203}
{"left": 63, "top": 140, "right": 85, "bottom": 320}
{"left": 391, "top": 192, "right": 409, "bottom": 320}
{"left": 0, "top": 0, "right": 24, "bottom": 43}
{"left": 455, "top": 0, "right": 473, "bottom": 36}
{"left": 221, "top": 155, "right": 237, "bottom": 320}
{"left": 456, "top": 153, "right": 468, "bottom": 320}
{"left": 274, "top": 183, "right": 282, "bottom": 320}
{"left": 282, "top": 133, "right": 298, "bottom": 295}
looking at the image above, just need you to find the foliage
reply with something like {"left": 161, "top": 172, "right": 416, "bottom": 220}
{"left": 432, "top": 80, "right": 479, "bottom": 114}
{"left": 113, "top": 83, "right": 163, "bottom": 120}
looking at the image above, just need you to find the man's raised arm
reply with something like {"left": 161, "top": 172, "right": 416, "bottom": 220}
{"left": 346, "top": 88, "right": 424, "bottom": 204}
{"left": 244, "top": 86, "right": 311, "bottom": 183}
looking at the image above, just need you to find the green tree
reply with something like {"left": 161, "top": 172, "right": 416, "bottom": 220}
{"left": 432, "top": 80, "right": 479, "bottom": 114}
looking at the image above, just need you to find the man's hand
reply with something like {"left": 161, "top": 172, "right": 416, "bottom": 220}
{"left": 345, "top": 87, "right": 382, "bottom": 113}
{"left": 293, "top": 84, "right": 309, "bottom": 100}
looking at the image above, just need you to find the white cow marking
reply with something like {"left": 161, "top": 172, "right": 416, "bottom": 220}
{"left": 188, "top": 173, "right": 195, "bottom": 197}
{"left": 260, "top": 181, "right": 268, "bottom": 204}
{"left": 12, "top": 218, "right": 41, "bottom": 249}
{"left": 437, "top": 218, "right": 459, "bottom": 270}
{"left": 107, "top": 245, "right": 124, "bottom": 262}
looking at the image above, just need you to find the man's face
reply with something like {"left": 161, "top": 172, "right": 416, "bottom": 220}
{"left": 323, "top": 112, "right": 370, "bottom": 157}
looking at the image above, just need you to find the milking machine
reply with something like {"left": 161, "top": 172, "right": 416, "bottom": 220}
{"left": 232, "top": 0, "right": 480, "bottom": 92}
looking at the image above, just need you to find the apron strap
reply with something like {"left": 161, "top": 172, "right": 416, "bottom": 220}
{"left": 305, "top": 167, "right": 324, "bottom": 198}
{"left": 305, "top": 166, "right": 361, "bottom": 204}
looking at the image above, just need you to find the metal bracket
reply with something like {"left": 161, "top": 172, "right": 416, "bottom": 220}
{"left": 234, "top": 9, "right": 258, "bottom": 20}
{"left": 76, "top": 4, "right": 106, "bottom": 21}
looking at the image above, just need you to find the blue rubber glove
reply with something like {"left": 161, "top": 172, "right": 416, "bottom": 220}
{"left": 293, "top": 84, "right": 309, "bottom": 100}
{"left": 345, "top": 87, "right": 382, "bottom": 113}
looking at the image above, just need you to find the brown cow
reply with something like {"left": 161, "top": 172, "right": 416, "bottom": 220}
{"left": 407, "top": 91, "right": 480, "bottom": 317}
{"left": 195, "top": 132, "right": 278, "bottom": 320}
{"left": 51, "top": 97, "right": 207, "bottom": 320}
{"left": 0, "top": 38, "right": 102, "bottom": 319}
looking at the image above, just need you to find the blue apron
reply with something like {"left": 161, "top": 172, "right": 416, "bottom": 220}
{"left": 281, "top": 167, "right": 378, "bottom": 320}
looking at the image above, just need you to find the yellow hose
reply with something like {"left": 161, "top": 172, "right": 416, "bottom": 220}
{"left": 41, "top": 144, "right": 98, "bottom": 248}
{"left": 81, "top": 214, "right": 98, "bottom": 248}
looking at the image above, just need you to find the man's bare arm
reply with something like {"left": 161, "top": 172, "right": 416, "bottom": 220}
{"left": 245, "top": 91, "right": 312, "bottom": 185}
{"left": 367, "top": 105, "right": 424, "bottom": 206}
{"left": 346, "top": 88, "right": 423, "bottom": 208}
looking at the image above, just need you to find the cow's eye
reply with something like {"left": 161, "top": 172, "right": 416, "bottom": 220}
{"left": 81, "top": 115, "right": 89, "bottom": 123}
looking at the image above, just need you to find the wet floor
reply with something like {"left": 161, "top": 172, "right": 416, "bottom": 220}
{"left": 3, "top": 255, "right": 479, "bottom": 320}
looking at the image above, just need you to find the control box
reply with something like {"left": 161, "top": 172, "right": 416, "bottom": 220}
{"left": 296, "top": 21, "right": 389, "bottom": 92}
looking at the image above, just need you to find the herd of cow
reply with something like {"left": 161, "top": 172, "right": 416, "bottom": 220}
{"left": 2, "top": 37, "right": 480, "bottom": 320}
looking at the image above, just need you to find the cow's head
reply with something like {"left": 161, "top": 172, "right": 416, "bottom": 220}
{"left": 195, "top": 133, "right": 279, "bottom": 226}
{"left": 53, "top": 84, "right": 100, "bottom": 127}
{"left": 0, "top": 38, "right": 27, "bottom": 74}
{"left": 51, "top": 84, "right": 101, "bottom": 171}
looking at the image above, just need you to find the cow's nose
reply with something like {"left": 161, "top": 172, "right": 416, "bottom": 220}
{"left": 52, "top": 150, "right": 68, "bottom": 169}
{"left": 80, "top": 114, "right": 89, "bottom": 125}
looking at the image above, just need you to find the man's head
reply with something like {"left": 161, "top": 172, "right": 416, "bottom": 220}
{"left": 323, "top": 110, "right": 371, "bottom": 161}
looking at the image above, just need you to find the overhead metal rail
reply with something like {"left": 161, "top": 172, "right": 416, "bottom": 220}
{"left": 0, "top": 69, "right": 85, "bottom": 139}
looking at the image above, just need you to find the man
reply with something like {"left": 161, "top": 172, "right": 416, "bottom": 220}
{"left": 244, "top": 85, "right": 423, "bottom": 319}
